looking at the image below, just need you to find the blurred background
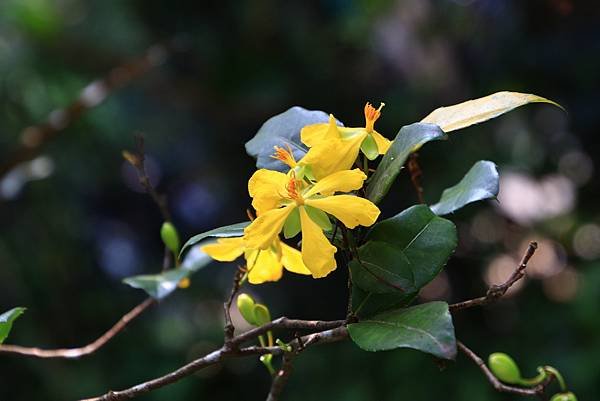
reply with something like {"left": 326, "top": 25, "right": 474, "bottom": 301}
{"left": 0, "top": 0, "right": 599, "bottom": 399}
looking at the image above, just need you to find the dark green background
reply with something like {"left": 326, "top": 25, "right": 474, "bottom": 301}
{"left": 1, "top": 0, "right": 599, "bottom": 400}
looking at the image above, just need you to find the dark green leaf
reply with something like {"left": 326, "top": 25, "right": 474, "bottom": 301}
{"left": 348, "top": 301, "right": 456, "bottom": 360}
{"left": 430, "top": 160, "right": 499, "bottom": 216}
{"left": 367, "top": 205, "right": 457, "bottom": 290}
{"left": 0, "top": 307, "right": 26, "bottom": 344}
{"left": 125, "top": 242, "right": 214, "bottom": 299}
{"left": 351, "top": 286, "right": 416, "bottom": 319}
{"left": 245, "top": 107, "right": 342, "bottom": 171}
{"left": 366, "top": 123, "right": 446, "bottom": 204}
{"left": 349, "top": 241, "right": 414, "bottom": 294}
{"left": 180, "top": 222, "right": 249, "bottom": 257}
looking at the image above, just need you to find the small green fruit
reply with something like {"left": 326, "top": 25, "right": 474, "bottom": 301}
{"left": 488, "top": 353, "right": 522, "bottom": 384}
{"left": 253, "top": 304, "right": 272, "bottom": 326}
{"left": 237, "top": 293, "right": 257, "bottom": 325}
{"left": 551, "top": 392, "right": 578, "bottom": 401}
{"left": 160, "top": 222, "right": 180, "bottom": 254}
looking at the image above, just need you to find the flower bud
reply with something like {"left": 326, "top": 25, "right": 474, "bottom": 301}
{"left": 551, "top": 392, "right": 578, "bottom": 401}
{"left": 253, "top": 303, "right": 271, "bottom": 326}
{"left": 160, "top": 222, "right": 180, "bottom": 255}
{"left": 488, "top": 353, "right": 521, "bottom": 384}
{"left": 237, "top": 293, "right": 257, "bottom": 326}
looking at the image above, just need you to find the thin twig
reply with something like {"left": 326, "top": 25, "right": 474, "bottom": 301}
{"left": 231, "top": 318, "right": 345, "bottom": 346}
{"left": 80, "top": 323, "right": 348, "bottom": 401}
{"left": 224, "top": 267, "right": 245, "bottom": 345}
{"left": 0, "top": 40, "right": 183, "bottom": 181}
{"left": 266, "top": 352, "right": 296, "bottom": 401}
{"left": 407, "top": 153, "right": 425, "bottom": 204}
{"left": 450, "top": 242, "right": 538, "bottom": 312}
{"left": 0, "top": 298, "right": 155, "bottom": 359}
{"left": 457, "top": 341, "right": 552, "bottom": 398}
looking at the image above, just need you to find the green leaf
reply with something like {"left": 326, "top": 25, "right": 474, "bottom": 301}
{"left": 245, "top": 107, "right": 343, "bottom": 171}
{"left": 124, "top": 242, "right": 214, "bottom": 299}
{"left": 360, "top": 134, "right": 379, "bottom": 160}
{"left": 304, "top": 205, "right": 332, "bottom": 231}
{"left": 430, "top": 160, "right": 499, "bottom": 216}
{"left": 351, "top": 286, "right": 416, "bottom": 319}
{"left": 349, "top": 241, "right": 414, "bottom": 294}
{"left": 421, "top": 91, "right": 563, "bottom": 133}
{"left": 366, "top": 123, "right": 446, "bottom": 204}
{"left": 0, "top": 307, "right": 26, "bottom": 344}
{"left": 180, "top": 222, "right": 249, "bottom": 257}
{"left": 348, "top": 301, "right": 456, "bottom": 360}
{"left": 283, "top": 207, "right": 301, "bottom": 238}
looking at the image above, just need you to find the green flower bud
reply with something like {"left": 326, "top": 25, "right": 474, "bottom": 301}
{"left": 253, "top": 303, "right": 271, "bottom": 326}
{"left": 160, "top": 222, "right": 180, "bottom": 255}
{"left": 551, "top": 392, "right": 578, "bottom": 401}
{"left": 236, "top": 293, "right": 257, "bottom": 325}
{"left": 488, "top": 353, "right": 522, "bottom": 384}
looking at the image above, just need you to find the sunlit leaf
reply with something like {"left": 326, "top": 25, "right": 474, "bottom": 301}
{"left": 430, "top": 160, "right": 499, "bottom": 216}
{"left": 348, "top": 301, "right": 456, "bottom": 360}
{"left": 421, "top": 91, "right": 563, "bottom": 133}
{"left": 366, "top": 123, "right": 446, "bottom": 204}
{"left": 0, "top": 307, "right": 26, "bottom": 344}
{"left": 180, "top": 222, "right": 249, "bottom": 257}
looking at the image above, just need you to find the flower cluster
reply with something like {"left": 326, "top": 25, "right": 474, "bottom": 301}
{"left": 203, "top": 103, "right": 388, "bottom": 283}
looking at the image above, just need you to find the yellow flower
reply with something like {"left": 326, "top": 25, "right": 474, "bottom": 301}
{"left": 243, "top": 168, "right": 381, "bottom": 278}
{"left": 299, "top": 103, "right": 391, "bottom": 179}
{"left": 201, "top": 236, "right": 311, "bottom": 284}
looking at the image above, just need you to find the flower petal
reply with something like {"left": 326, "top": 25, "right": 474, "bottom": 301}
{"left": 248, "top": 169, "right": 289, "bottom": 214}
{"left": 201, "top": 237, "right": 245, "bottom": 261}
{"left": 247, "top": 249, "right": 284, "bottom": 284}
{"left": 304, "top": 168, "right": 367, "bottom": 198}
{"left": 280, "top": 242, "right": 311, "bottom": 275}
{"left": 305, "top": 195, "right": 380, "bottom": 229}
{"left": 299, "top": 207, "right": 337, "bottom": 278}
{"left": 301, "top": 132, "right": 366, "bottom": 180}
{"left": 300, "top": 114, "right": 338, "bottom": 147}
{"left": 244, "top": 204, "right": 296, "bottom": 250}
{"left": 371, "top": 131, "right": 391, "bottom": 154}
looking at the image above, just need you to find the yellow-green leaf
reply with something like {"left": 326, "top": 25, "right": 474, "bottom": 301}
{"left": 421, "top": 91, "right": 563, "bottom": 133}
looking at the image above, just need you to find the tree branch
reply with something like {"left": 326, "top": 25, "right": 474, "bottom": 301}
{"left": 457, "top": 341, "right": 552, "bottom": 398}
{"left": 223, "top": 267, "right": 246, "bottom": 345}
{"left": 80, "top": 323, "right": 348, "bottom": 401}
{"left": 0, "top": 298, "right": 155, "bottom": 359}
{"left": 450, "top": 241, "right": 538, "bottom": 312}
{"left": 266, "top": 352, "right": 295, "bottom": 401}
{"left": 407, "top": 153, "right": 425, "bottom": 204}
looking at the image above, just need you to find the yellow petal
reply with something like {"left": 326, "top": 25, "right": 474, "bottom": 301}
{"left": 244, "top": 204, "right": 296, "bottom": 250}
{"left": 305, "top": 195, "right": 380, "bottom": 229}
{"left": 280, "top": 242, "right": 311, "bottom": 275}
{"left": 201, "top": 237, "right": 245, "bottom": 261}
{"left": 421, "top": 91, "right": 563, "bottom": 133}
{"left": 299, "top": 207, "right": 337, "bottom": 278}
{"left": 371, "top": 131, "right": 391, "bottom": 154}
{"left": 304, "top": 168, "right": 367, "bottom": 198}
{"left": 300, "top": 114, "right": 338, "bottom": 147}
{"left": 247, "top": 249, "right": 284, "bottom": 284}
{"left": 301, "top": 132, "right": 366, "bottom": 180}
{"left": 248, "top": 169, "right": 289, "bottom": 214}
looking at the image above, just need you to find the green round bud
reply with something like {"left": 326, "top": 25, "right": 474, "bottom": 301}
{"left": 160, "top": 222, "right": 180, "bottom": 254}
{"left": 236, "top": 293, "right": 257, "bottom": 325}
{"left": 253, "top": 303, "right": 272, "bottom": 326}
{"left": 551, "top": 392, "right": 578, "bottom": 401}
{"left": 488, "top": 353, "right": 522, "bottom": 384}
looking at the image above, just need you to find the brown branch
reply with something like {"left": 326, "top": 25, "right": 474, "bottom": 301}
{"left": 457, "top": 341, "right": 552, "bottom": 398}
{"left": 80, "top": 323, "right": 348, "bottom": 401}
{"left": 224, "top": 267, "right": 246, "bottom": 345}
{"left": 407, "top": 153, "right": 425, "bottom": 204}
{"left": 266, "top": 352, "right": 295, "bottom": 401}
{"left": 0, "top": 41, "right": 179, "bottom": 181}
{"left": 450, "top": 241, "right": 538, "bottom": 312}
{"left": 0, "top": 298, "right": 155, "bottom": 359}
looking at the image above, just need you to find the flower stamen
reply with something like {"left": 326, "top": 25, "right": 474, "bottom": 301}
{"left": 271, "top": 144, "right": 297, "bottom": 168}
{"left": 286, "top": 172, "right": 304, "bottom": 205}
{"left": 364, "top": 102, "right": 385, "bottom": 133}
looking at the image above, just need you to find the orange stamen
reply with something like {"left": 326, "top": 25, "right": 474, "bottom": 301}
{"left": 286, "top": 172, "right": 304, "bottom": 204}
{"left": 271, "top": 144, "right": 297, "bottom": 168}
{"left": 364, "top": 102, "right": 385, "bottom": 133}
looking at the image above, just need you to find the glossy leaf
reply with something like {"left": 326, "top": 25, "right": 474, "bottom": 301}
{"left": 351, "top": 286, "right": 416, "bottom": 319}
{"left": 245, "top": 107, "right": 342, "bottom": 171}
{"left": 180, "top": 221, "right": 249, "bottom": 257}
{"left": 124, "top": 243, "right": 213, "bottom": 299}
{"left": 430, "top": 160, "right": 499, "bottom": 216}
{"left": 421, "top": 91, "right": 563, "bottom": 133}
{"left": 0, "top": 307, "right": 26, "bottom": 344}
{"left": 366, "top": 123, "right": 446, "bottom": 204}
{"left": 348, "top": 301, "right": 456, "bottom": 360}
